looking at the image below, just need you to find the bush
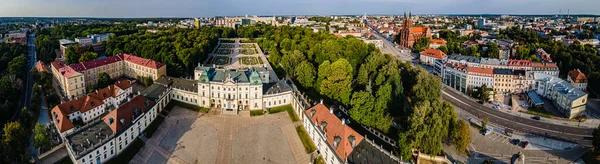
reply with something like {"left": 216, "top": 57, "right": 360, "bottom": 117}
{"left": 172, "top": 100, "right": 209, "bottom": 113}
{"left": 250, "top": 110, "right": 264, "bottom": 116}
{"left": 268, "top": 105, "right": 291, "bottom": 114}
{"left": 296, "top": 126, "right": 317, "bottom": 153}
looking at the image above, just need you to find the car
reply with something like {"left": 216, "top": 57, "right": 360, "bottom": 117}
{"left": 522, "top": 141, "right": 529, "bottom": 148}
{"left": 531, "top": 116, "right": 541, "bottom": 120}
{"left": 483, "top": 129, "right": 492, "bottom": 136}
{"left": 511, "top": 139, "right": 520, "bottom": 145}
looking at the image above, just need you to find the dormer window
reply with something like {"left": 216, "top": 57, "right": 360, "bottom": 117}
{"left": 320, "top": 121, "right": 327, "bottom": 130}
{"left": 348, "top": 135, "right": 356, "bottom": 148}
{"left": 103, "top": 93, "right": 107, "bottom": 98}
{"left": 69, "top": 106, "right": 75, "bottom": 111}
{"left": 108, "top": 117, "right": 114, "bottom": 124}
{"left": 91, "top": 102, "right": 95, "bottom": 107}
{"left": 310, "top": 109, "right": 316, "bottom": 117}
{"left": 333, "top": 136, "right": 341, "bottom": 148}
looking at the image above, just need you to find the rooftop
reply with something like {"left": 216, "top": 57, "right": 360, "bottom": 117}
{"left": 305, "top": 104, "right": 364, "bottom": 161}
{"left": 568, "top": 69, "right": 588, "bottom": 83}
{"left": 420, "top": 49, "right": 447, "bottom": 59}
{"left": 66, "top": 120, "right": 113, "bottom": 155}
{"left": 346, "top": 140, "right": 400, "bottom": 164}
{"left": 263, "top": 80, "right": 293, "bottom": 95}
{"left": 448, "top": 54, "right": 481, "bottom": 64}
{"left": 139, "top": 83, "right": 169, "bottom": 101}
{"left": 155, "top": 76, "right": 198, "bottom": 92}
{"left": 493, "top": 68, "right": 513, "bottom": 75}
{"left": 534, "top": 73, "right": 587, "bottom": 101}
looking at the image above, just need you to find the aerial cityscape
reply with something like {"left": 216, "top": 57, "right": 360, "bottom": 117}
{"left": 1, "top": 1, "right": 600, "bottom": 164}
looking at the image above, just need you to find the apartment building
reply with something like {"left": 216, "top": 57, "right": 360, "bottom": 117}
{"left": 567, "top": 69, "right": 588, "bottom": 91}
{"left": 443, "top": 64, "right": 468, "bottom": 93}
{"left": 419, "top": 48, "right": 447, "bottom": 66}
{"left": 51, "top": 80, "right": 134, "bottom": 136}
{"left": 493, "top": 68, "right": 513, "bottom": 94}
{"left": 51, "top": 54, "right": 166, "bottom": 99}
{"left": 467, "top": 67, "right": 494, "bottom": 89}
{"left": 534, "top": 73, "right": 588, "bottom": 119}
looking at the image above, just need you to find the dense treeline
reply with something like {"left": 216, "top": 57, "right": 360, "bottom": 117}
{"left": 0, "top": 43, "right": 33, "bottom": 163}
{"left": 500, "top": 27, "right": 600, "bottom": 96}
{"left": 0, "top": 43, "right": 28, "bottom": 124}
{"left": 104, "top": 27, "right": 222, "bottom": 77}
{"left": 35, "top": 24, "right": 141, "bottom": 63}
{"left": 236, "top": 25, "right": 464, "bottom": 158}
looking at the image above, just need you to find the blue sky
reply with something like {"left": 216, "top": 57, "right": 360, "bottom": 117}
{"left": 0, "top": 0, "right": 598, "bottom": 17}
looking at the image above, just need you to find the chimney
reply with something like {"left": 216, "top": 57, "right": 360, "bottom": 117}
{"left": 341, "top": 118, "right": 345, "bottom": 126}
{"left": 320, "top": 99, "right": 323, "bottom": 104}
{"left": 329, "top": 107, "right": 334, "bottom": 114}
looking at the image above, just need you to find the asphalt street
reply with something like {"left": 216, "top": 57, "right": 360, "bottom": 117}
{"left": 364, "top": 23, "right": 595, "bottom": 146}
{"left": 14, "top": 32, "right": 36, "bottom": 120}
{"left": 442, "top": 87, "right": 594, "bottom": 146}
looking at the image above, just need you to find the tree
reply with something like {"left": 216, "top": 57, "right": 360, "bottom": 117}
{"left": 281, "top": 50, "right": 306, "bottom": 77}
{"left": 319, "top": 59, "right": 353, "bottom": 106}
{"left": 349, "top": 91, "right": 393, "bottom": 132}
{"left": 593, "top": 125, "right": 600, "bottom": 153}
{"left": 1, "top": 121, "right": 28, "bottom": 162}
{"left": 79, "top": 51, "right": 98, "bottom": 62}
{"left": 143, "top": 76, "right": 154, "bottom": 87}
{"left": 97, "top": 72, "right": 113, "bottom": 89}
{"left": 295, "top": 61, "right": 316, "bottom": 88}
{"left": 65, "top": 46, "right": 79, "bottom": 64}
{"left": 482, "top": 117, "right": 489, "bottom": 130}
{"left": 34, "top": 123, "right": 51, "bottom": 150}
{"left": 7, "top": 55, "right": 27, "bottom": 77}
{"left": 413, "top": 38, "right": 430, "bottom": 52}
{"left": 453, "top": 120, "right": 471, "bottom": 154}
{"left": 438, "top": 46, "right": 449, "bottom": 54}
{"left": 485, "top": 42, "right": 499, "bottom": 58}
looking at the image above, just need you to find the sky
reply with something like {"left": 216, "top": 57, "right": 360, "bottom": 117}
{"left": 0, "top": 0, "right": 599, "bottom": 18}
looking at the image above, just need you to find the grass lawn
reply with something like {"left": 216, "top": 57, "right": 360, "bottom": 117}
{"left": 105, "top": 138, "right": 145, "bottom": 164}
{"left": 268, "top": 105, "right": 298, "bottom": 121}
{"left": 523, "top": 107, "right": 554, "bottom": 118}
{"left": 241, "top": 56, "right": 259, "bottom": 65}
{"left": 241, "top": 44, "right": 255, "bottom": 48}
{"left": 212, "top": 56, "right": 230, "bottom": 65}
{"left": 250, "top": 110, "right": 264, "bottom": 116}
{"left": 56, "top": 156, "right": 73, "bottom": 164}
{"left": 583, "top": 151, "right": 600, "bottom": 164}
{"left": 172, "top": 100, "right": 210, "bottom": 113}
{"left": 313, "top": 156, "right": 325, "bottom": 164}
{"left": 295, "top": 126, "right": 317, "bottom": 153}
{"left": 142, "top": 116, "right": 165, "bottom": 138}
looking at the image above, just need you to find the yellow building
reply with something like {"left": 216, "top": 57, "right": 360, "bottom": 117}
{"left": 493, "top": 68, "right": 513, "bottom": 94}
{"left": 51, "top": 54, "right": 166, "bottom": 99}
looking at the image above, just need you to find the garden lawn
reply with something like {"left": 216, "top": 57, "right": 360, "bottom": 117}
{"left": 295, "top": 126, "right": 317, "bottom": 153}
{"left": 250, "top": 110, "right": 264, "bottom": 116}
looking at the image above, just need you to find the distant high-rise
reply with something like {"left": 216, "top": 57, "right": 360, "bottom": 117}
{"left": 478, "top": 17, "right": 486, "bottom": 28}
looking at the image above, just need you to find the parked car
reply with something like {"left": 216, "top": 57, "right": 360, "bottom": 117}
{"left": 511, "top": 139, "right": 520, "bottom": 145}
{"left": 522, "top": 141, "right": 529, "bottom": 148}
{"left": 531, "top": 116, "right": 541, "bottom": 120}
{"left": 483, "top": 129, "right": 492, "bottom": 136}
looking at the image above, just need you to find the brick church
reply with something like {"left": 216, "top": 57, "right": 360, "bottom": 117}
{"left": 397, "top": 11, "right": 432, "bottom": 48}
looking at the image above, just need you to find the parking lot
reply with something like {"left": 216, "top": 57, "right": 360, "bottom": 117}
{"left": 131, "top": 106, "right": 310, "bottom": 164}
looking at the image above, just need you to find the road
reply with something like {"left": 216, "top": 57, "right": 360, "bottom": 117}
{"left": 442, "top": 87, "right": 593, "bottom": 146}
{"left": 14, "top": 32, "right": 36, "bottom": 120}
{"left": 365, "top": 24, "right": 594, "bottom": 146}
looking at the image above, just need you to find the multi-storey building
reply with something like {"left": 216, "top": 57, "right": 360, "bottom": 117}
{"left": 51, "top": 54, "right": 167, "bottom": 99}
{"left": 493, "top": 68, "right": 514, "bottom": 94}
{"left": 534, "top": 73, "right": 588, "bottom": 118}
{"left": 443, "top": 64, "right": 468, "bottom": 93}
{"left": 531, "top": 62, "right": 560, "bottom": 77}
{"left": 567, "top": 69, "right": 588, "bottom": 91}
{"left": 467, "top": 67, "right": 494, "bottom": 89}
{"left": 51, "top": 80, "right": 134, "bottom": 136}
{"left": 512, "top": 70, "right": 535, "bottom": 93}
{"left": 75, "top": 37, "right": 93, "bottom": 46}
{"left": 419, "top": 48, "right": 447, "bottom": 66}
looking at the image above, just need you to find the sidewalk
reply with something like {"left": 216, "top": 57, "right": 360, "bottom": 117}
{"left": 445, "top": 86, "right": 599, "bottom": 129}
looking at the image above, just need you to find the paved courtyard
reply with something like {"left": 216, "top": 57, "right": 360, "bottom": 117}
{"left": 130, "top": 106, "right": 310, "bottom": 164}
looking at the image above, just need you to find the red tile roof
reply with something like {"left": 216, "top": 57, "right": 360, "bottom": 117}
{"left": 51, "top": 106, "right": 74, "bottom": 133}
{"left": 103, "top": 96, "right": 155, "bottom": 133}
{"left": 420, "top": 49, "right": 447, "bottom": 59}
{"left": 410, "top": 26, "right": 429, "bottom": 33}
{"left": 36, "top": 61, "right": 48, "bottom": 72}
{"left": 468, "top": 67, "right": 494, "bottom": 76}
{"left": 532, "top": 62, "right": 558, "bottom": 69}
{"left": 508, "top": 60, "right": 532, "bottom": 67}
{"left": 568, "top": 69, "right": 588, "bottom": 83}
{"left": 122, "top": 54, "right": 165, "bottom": 69}
{"left": 50, "top": 80, "right": 133, "bottom": 133}
{"left": 430, "top": 39, "right": 447, "bottom": 45}
{"left": 70, "top": 55, "right": 124, "bottom": 72}
{"left": 305, "top": 104, "right": 364, "bottom": 161}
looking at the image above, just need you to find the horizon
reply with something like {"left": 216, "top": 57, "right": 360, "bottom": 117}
{"left": 1, "top": 0, "right": 599, "bottom": 18}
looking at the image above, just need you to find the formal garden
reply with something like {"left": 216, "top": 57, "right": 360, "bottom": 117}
{"left": 212, "top": 56, "right": 230, "bottom": 65}
{"left": 216, "top": 49, "right": 232, "bottom": 55}
{"left": 240, "top": 56, "right": 259, "bottom": 65}
{"left": 219, "top": 44, "right": 235, "bottom": 48}
{"left": 240, "top": 44, "right": 255, "bottom": 48}
{"left": 240, "top": 48, "right": 257, "bottom": 55}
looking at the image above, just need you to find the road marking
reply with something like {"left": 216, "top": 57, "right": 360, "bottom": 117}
{"left": 443, "top": 91, "right": 593, "bottom": 138}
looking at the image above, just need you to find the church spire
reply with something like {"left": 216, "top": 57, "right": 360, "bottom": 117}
{"left": 404, "top": 8, "right": 406, "bottom": 18}
{"left": 409, "top": 9, "right": 412, "bottom": 19}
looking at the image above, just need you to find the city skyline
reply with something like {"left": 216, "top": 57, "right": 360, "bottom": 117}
{"left": 1, "top": 0, "right": 599, "bottom": 18}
